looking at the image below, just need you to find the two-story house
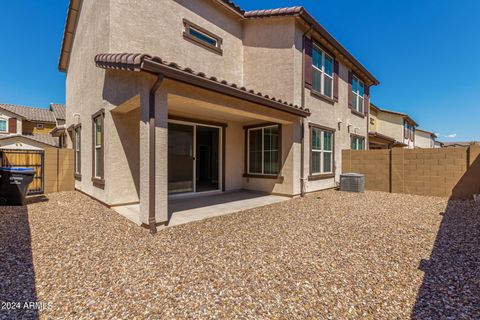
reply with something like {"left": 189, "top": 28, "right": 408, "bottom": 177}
{"left": 59, "top": 0, "right": 379, "bottom": 230}
{"left": 369, "top": 104, "right": 417, "bottom": 149}
{"left": 0, "top": 103, "right": 65, "bottom": 150}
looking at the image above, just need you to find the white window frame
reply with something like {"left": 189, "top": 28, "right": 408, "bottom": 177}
{"left": 94, "top": 117, "right": 102, "bottom": 179}
{"left": 247, "top": 125, "right": 280, "bottom": 176}
{"left": 0, "top": 118, "right": 8, "bottom": 133}
{"left": 352, "top": 75, "right": 365, "bottom": 113}
{"left": 36, "top": 123, "right": 44, "bottom": 130}
{"left": 74, "top": 127, "right": 81, "bottom": 175}
{"left": 312, "top": 44, "right": 334, "bottom": 98}
{"left": 351, "top": 136, "right": 365, "bottom": 150}
{"left": 311, "top": 127, "right": 334, "bottom": 175}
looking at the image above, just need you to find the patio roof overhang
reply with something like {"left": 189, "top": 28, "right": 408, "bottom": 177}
{"left": 94, "top": 53, "right": 311, "bottom": 118}
{"left": 50, "top": 125, "right": 66, "bottom": 137}
{"left": 369, "top": 131, "right": 407, "bottom": 147}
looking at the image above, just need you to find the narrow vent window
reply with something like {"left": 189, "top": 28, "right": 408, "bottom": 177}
{"left": 183, "top": 19, "right": 223, "bottom": 55}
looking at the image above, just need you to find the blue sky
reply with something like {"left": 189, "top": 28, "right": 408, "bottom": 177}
{"left": 0, "top": 1, "right": 478, "bottom": 141}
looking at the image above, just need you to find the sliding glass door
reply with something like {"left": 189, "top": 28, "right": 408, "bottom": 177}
{"left": 168, "top": 121, "right": 221, "bottom": 195}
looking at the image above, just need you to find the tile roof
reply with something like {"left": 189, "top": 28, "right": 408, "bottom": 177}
{"left": 218, "top": 0, "right": 245, "bottom": 15}
{"left": 50, "top": 103, "right": 66, "bottom": 121}
{"left": 60, "top": 1, "right": 379, "bottom": 85}
{"left": 244, "top": 6, "right": 304, "bottom": 18}
{"left": 0, "top": 134, "right": 59, "bottom": 147}
{"left": 0, "top": 104, "right": 57, "bottom": 123}
{"left": 95, "top": 53, "right": 310, "bottom": 117}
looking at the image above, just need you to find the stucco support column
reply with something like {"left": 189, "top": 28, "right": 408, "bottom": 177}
{"left": 139, "top": 84, "right": 169, "bottom": 228}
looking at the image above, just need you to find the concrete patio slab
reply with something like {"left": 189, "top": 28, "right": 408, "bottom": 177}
{"left": 112, "top": 190, "right": 291, "bottom": 227}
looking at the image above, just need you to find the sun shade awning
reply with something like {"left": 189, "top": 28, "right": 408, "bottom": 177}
{"left": 94, "top": 53, "right": 311, "bottom": 118}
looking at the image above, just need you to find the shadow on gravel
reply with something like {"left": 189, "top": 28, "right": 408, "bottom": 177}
{"left": 0, "top": 206, "right": 38, "bottom": 320}
{"left": 412, "top": 198, "right": 480, "bottom": 319}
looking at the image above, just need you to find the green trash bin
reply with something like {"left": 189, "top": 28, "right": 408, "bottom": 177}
{"left": 0, "top": 167, "right": 35, "bottom": 206}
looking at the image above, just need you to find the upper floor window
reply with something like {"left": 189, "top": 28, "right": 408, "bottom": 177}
{"left": 36, "top": 123, "right": 44, "bottom": 129}
{"left": 183, "top": 19, "right": 223, "bottom": 55}
{"left": 312, "top": 45, "right": 334, "bottom": 98}
{"left": 0, "top": 119, "right": 7, "bottom": 133}
{"left": 352, "top": 75, "right": 365, "bottom": 113}
{"left": 404, "top": 121, "right": 415, "bottom": 141}
{"left": 247, "top": 125, "right": 280, "bottom": 176}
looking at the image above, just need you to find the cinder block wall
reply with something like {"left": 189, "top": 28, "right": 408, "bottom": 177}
{"left": 342, "top": 146, "right": 480, "bottom": 199}
{"left": 342, "top": 149, "right": 390, "bottom": 192}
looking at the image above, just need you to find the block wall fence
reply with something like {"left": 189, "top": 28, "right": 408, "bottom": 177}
{"left": 342, "top": 145, "right": 480, "bottom": 199}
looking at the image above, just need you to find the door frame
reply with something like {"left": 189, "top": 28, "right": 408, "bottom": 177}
{"left": 168, "top": 118, "right": 223, "bottom": 198}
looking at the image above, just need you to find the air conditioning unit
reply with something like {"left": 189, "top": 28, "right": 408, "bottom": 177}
{"left": 340, "top": 173, "right": 365, "bottom": 193}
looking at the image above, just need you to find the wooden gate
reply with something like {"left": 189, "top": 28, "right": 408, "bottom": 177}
{"left": 0, "top": 149, "right": 44, "bottom": 195}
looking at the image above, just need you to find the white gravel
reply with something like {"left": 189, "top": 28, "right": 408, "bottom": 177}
{"left": 0, "top": 190, "right": 478, "bottom": 319}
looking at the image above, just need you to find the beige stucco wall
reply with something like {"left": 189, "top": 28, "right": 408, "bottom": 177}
{"left": 243, "top": 17, "right": 299, "bottom": 105}
{"left": 65, "top": 0, "right": 111, "bottom": 203}
{"left": 110, "top": 0, "right": 244, "bottom": 85}
{"left": 375, "top": 112, "right": 404, "bottom": 143}
{"left": 415, "top": 131, "right": 435, "bottom": 148}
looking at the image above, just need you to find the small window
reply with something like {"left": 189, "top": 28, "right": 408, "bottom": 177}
{"left": 310, "top": 126, "right": 334, "bottom": 175}
{"left": 352, "top": 75, "right": 365, "bottom": 113}
{"left": 36, "top": 123, "right": 44, "bottom": 129}
{"left": 351, "top": 136, "right": 365, "bottom": 150}
{"left": 247, "top": 125, "right": 280, "bottom": 176}
{"left": 74, "top": 126, "right": 81, "bottom": 176}
{"left": 0, "top": 119, "right": 7, "bottom": 132}
{"left": 183, "top": 19, "right": 223, "bottom": 54}
{"left": 312, "top": 45, "right": 334, "bottom": 98}
{"left": 92, "top": 110, "right": 104, "bottom": 185}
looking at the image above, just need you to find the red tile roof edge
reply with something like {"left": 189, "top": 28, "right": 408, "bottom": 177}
{"left": 95, "top": 53, "right": 310, "bottom": 117}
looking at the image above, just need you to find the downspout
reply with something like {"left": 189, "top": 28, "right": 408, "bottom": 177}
{"left": 300, "top": 24, "right": 313, "bottom": 197}
{"left": 148, "top": 74, "right": 164, "bottom": 234}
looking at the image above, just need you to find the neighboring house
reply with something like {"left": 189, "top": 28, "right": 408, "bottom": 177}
{"left": 415, "top": 129, "right": 437, "bottom": 148}
{"left": 58, "top": 0, "right": 379, "bottom": 229}
{"left": 0, "top": 103, "right": 64, "bottom": 150}
{"left": 49, "top": 103, "right": 68, "bottom": 147}
{"left": 369, "top": 104, "right": 416, "bottom": 149}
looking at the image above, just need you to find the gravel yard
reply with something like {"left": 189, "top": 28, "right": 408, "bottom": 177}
{"left": 1, "top": 190, "right": 479, "bottom": 319}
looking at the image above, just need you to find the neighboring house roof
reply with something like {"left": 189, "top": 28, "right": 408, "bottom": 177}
{"left": 416, "top": 128, "right": 437, "bottom": 139}
{"left": 370, "top": 104, "right": 418, "bottom": 127}
{"left": 50, "top": 103, "right": 66, "bottom": 121}
{"left": 0, "top": 134, "right": 59, "bottom": 147}
{"left": 368, "top": 131, "right": 407, "bottom": 146}
{"left": 441, "top": 141, "right": 479, "bottom": 148}
{"left": 94, "top": 53, "right": 311, "bottom": 117}
{"left": 0, "top": 104, "right": 57, "bottom": 123}
{"left": 59, "top": 1, "right": 379, "bottom": 85}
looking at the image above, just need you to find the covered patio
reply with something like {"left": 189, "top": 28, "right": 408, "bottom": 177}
{"left": 96, "top": 53, "right": 309, "bottom": 230}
